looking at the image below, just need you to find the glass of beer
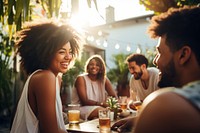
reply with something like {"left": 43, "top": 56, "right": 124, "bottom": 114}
{"left": 134, "top": 101, "right": 142, "bottom": 110}
{"left": 98, "top": 109, "right": 111, "bottom": 132}
{"left": 133, "top": 101, "right": 142, "bottom": 116}
{"left": 119, "top": 96, "right": 127, "bottom": 112}
{"left": 67, "top": 104, "right": 80, "bottom": 124}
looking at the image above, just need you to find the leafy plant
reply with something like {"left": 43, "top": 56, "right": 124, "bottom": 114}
{"left": 106, "top": 96, "right": 120, "bottom": 110}
{"left": 107, "top": 53, "right": 130, "bottom": 97}
{"left": 139, "top": 0, "right": 200, "bottom": 14}
{"left": 106, "top": 96, "right": 120, "bottom": 119}
{"left": 0, "top": 26, "right": 15, "bottom": 120}
{"left": 62, "top": 59, "right": 84, "bottom": 90}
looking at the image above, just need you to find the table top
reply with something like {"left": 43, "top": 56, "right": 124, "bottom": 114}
{"left": 66, "top": 119, "right": 118, "bottom": 133}
{"left": 65, "top": 110, "right": 136, "bottom": 133}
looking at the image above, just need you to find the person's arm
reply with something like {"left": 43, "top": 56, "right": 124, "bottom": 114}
{"left": 75, "top": 76, "right": 98, "bottom": 106}
{"left": 31, "top": 71, "right": 66, "bottom": 133}
{"left": 111, "top": 116, "right": 135, "bottom": 132}
{"left": 105, "top": 77, "right": 118, "bottom": 98}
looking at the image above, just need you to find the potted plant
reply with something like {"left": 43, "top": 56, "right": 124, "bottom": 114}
{"left": 106, "top": 96, "right": 120, "bottom": 120}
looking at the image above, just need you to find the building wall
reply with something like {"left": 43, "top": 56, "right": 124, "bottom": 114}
{"left": 88, "top": 17, "right": 158, "bottom": 69}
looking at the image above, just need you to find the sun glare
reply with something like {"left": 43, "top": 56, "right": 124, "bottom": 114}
{"left": 61, "top": 0, "right": 153, "bottom": 27}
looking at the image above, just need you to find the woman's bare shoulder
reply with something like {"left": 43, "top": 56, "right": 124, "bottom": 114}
{"left": 31, "top": 70, "right": 55, "bottom": 80}
{"left": 29, "top": 70, "right": 56, "bottom": 91}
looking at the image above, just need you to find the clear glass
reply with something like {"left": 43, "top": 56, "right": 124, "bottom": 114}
{"left": 67, "top": 104, "right": 80, "bottom": 124}
{"left": 119, "top": 96, "right": 127, "bottom": 112}
{"left": 98, "top": 109, "right": 111, "bottom": 132}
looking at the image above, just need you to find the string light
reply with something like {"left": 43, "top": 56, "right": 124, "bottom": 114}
{"left": 126, "top": 45, "right": 131, "bottom": 51}
{"left": 85, "top": 32, "right": 152, "bottom": 53}
{"left": 115, "top": 43, "right": 120, "bottom": 49}
{"left": 87, "top": 35, "right": 94, "bottom": 42}
{"left": 96, "top": 39, "right": 101, "bottom": 45}
{"left": 98, "top": 31, "right": 103, "bottom": 36}
{"left": 136, "top": 47, "right": 141, "bottom": 53}
{"left": 103, "top": 40, "right": 108, "bottom": 47}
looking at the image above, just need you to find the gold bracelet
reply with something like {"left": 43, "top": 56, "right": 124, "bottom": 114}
{"left": 100, "top": 102, "right": 103, "bottom": 106}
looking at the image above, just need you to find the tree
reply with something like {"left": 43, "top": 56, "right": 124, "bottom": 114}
{"left": 139, "top": 0, "right": 200, "bottom": 14}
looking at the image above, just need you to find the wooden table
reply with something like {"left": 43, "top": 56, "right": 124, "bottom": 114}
{"left": 65, "top": 110, "right": 136, "bottom": 133}
{"left": 66, "top": 119, "right": 122, "bottom": 133}
{"left": 66, "top": 117, "right": 134, "bottom": 133}
{"left": 66, "top": 118, "right": 118, "bottom": 133}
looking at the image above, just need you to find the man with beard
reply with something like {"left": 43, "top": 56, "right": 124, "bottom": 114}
{"left": 125, "top": 53, "right": 160, "bottom": 102}
{"left": 111, "top": 54, "right": 159, "bottom": 132}
{"left": 112, "top": 6, "right": 200, "bottom": 133}
{"left": 133, "top": 6, "right": 200, "bottom": 133}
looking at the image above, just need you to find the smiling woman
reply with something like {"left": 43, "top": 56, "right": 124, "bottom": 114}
{"left": 10, "top": 20, "right": 83, "bottom": 133}
{"left": 71, "top": 54, "right": 118, "bottom": 120}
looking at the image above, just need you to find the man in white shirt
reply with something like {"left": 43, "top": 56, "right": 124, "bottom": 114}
{"left": 126, "top": 53, "right": 160, "bottom": 102}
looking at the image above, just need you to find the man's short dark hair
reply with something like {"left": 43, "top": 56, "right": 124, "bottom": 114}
{"left": 148, "top": 6, "right": 200, "bottom": 65}
{"left": 126, "top": 53, "right": 148, "bottom": 67}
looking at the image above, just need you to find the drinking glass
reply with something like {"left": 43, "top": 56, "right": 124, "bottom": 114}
{"left": 119, "top": 96, "right": 127, "bottom": 112}
{"left": 133, "top": 100, "right": 142, "bottom": 116}
{"left": 67, "top": 104, "right": 80, "bottom": 124}
{"left": 98, "top": 109, "right": 111, "bottom": 132}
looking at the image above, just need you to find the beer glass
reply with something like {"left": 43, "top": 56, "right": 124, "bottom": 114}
{"left": 119, "top": 96, "right": 127, "bottom": 112}
{"left": 67, "top": 104, "right": 80, "bottom": 124}
{"left": 134, "top": 100, "right": 142, "bottom": 116}
{"left": 98, "top": 109, "right": 111, "bottom": 132}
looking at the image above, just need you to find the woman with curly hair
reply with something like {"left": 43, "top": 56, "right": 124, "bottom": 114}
{"left": 10, "top": 20, "right": 82, "bottom": 133}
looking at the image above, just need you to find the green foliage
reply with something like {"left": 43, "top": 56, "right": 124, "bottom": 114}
{"left": 62, "top": 59, "right": 84, "bottom": 89}
{"left": 107, "top": 49, "right": 157, "bottom": 89}
{"left": 106, "top": 96, "right": 120, "bottom": 119}
{"left": 139, "top": 0, "right": 200, "bottom": 14}
{"left": 144, "top": 48, "right": 157, "bottom": 67}
{"left": 106, "top": 96, "right": 120, "bottom": 110}
{"left": 0, "top": 27, "right": 15, "bottom": 116}
{"left": 176, "top": 0, "right": 200, "bottom": 7}
{"left": 40, "top": 0, "right": 62, "bottom": 18}
{"left": 107, "top": 53, "right": 130, "bottom": 87}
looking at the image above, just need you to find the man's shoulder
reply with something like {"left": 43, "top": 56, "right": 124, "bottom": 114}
{"left": 143, "top": 87, "right": 175, "bottom": 104}
{"left": 143, "top": 87, "right": 199, "bottom": 116}
{"left": 137, "top": 87, "right": 200, "bottom": 133}
{"left": 147, "top": 67, "right": 159, "bottom": 73}
{"left": 147, "top": 67, "right": 159, "bottom": 80}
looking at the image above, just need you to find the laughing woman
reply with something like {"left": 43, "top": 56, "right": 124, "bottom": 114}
{"left": 71, "top": 55, "right": 117, "bottom": 120}
{"left": 10, "top": 20, "right": 82, "bottom": 133}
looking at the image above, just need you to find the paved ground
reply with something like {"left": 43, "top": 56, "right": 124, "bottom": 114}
{"left": 0, "top": 125, "right": 10, "bottom": 133}
{"left": 0, "top": 116, "right": 11, "bottom": 133}
{"left": 0, "top": 128, "right": 10, "bottom": 133}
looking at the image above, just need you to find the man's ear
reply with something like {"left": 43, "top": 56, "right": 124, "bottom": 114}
{"left": 141, "top": 64, "right": 147, "bottom": 70}
{"left": 179, "top": 46, "right": 191, "bottom": 65}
